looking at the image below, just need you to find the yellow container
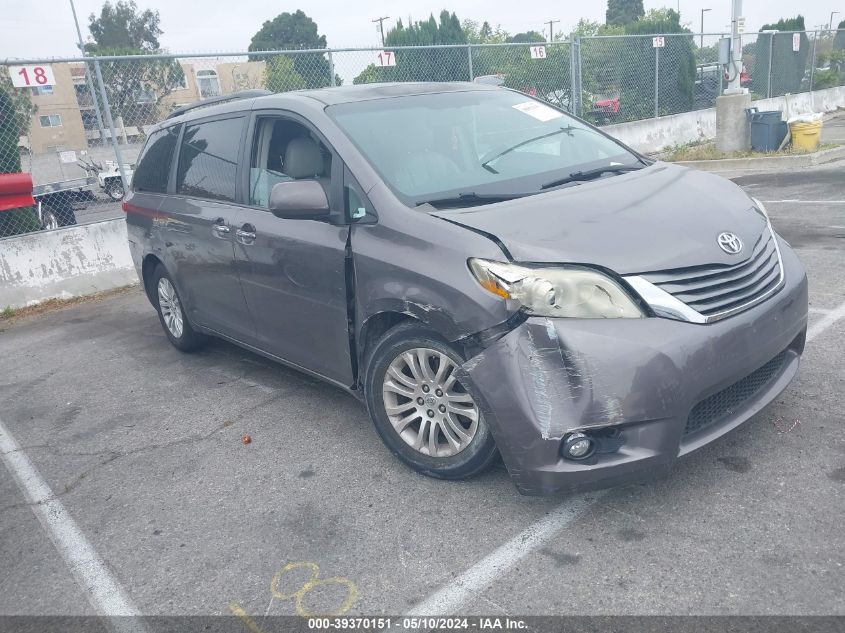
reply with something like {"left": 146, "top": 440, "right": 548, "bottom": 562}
{"left": 789, "top": 120, "right": 823, "bottom": 152}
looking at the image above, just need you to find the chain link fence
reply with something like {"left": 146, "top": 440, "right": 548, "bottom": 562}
{"left": 2, "top": 29, "right": 843, "bottom": 238}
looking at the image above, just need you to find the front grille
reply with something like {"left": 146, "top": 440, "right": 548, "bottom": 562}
{"left": 641, "top": 228, "right": 782, "bottom": 319}
{"left": 683, "top": 350, "right": 790, "bottom": 437}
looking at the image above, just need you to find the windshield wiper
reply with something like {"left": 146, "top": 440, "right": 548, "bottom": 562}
{"left": 540, "top": 164, "right": 644, "bottom": 190}
{"left": 416, "top": 191, "right": 526, "bottom": 208}
{"left": 481, "top": 126, "right": 578, "bottom": 171}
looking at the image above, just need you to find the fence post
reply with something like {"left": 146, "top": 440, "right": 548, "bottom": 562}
{"left": 809, "top": 31, "right": 818, "bottom": 92}
{"left": 467, "top": 45, "right": 474, "bottom": 82}
{"left": 328, "top": 50, "right": 336, "bottom": 87}
{"left": 92, "top": 60, "right": 129, "bottom": 190}
{"left": 654, "top": 46, "right": 660, "bottom": 118}
{"left": 569, "top": 33, "right": 582, "bottom": 116}
{"left": 767, "top": 34, "right": 774, "bottom": 98}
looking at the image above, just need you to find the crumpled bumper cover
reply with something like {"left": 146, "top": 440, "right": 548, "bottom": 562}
{"left": 459, "top": 240, "right": 808, "bottom": 496}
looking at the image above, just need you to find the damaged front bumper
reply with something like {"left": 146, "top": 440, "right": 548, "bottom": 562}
{"left": 460, "top": 241, "right": 808, "bottom": 496}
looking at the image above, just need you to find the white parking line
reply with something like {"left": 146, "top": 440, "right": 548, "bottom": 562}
{"left": 406, "top": 493, "right": 604, "bottom": 616}
{"left": 407, "top": 297, "right": 845, "bottom": 616}
{"left": 0, "top": 417, "right": 143, "bottom": 621}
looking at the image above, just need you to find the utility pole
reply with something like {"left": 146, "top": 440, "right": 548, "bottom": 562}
{"left": 700, "top": 8, "right": 711, "bottom": 49}
{"left": 69, "top": 0, "right": 107, "bottom": 146}
{"left": 831, "top": 11, "right": 840, "bottom": 30}
{"left": 544, "top": 19, "right": 559, "bottom": 43}
{"left": 372, "top": 16, "right": 390, "bottom": 47}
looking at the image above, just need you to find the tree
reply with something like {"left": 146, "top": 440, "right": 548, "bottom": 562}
{"left": 506, "top": 31, "right": 545, "bottom": 44}
{"left": 606, "top": 0, "right": 644, "bottom": 27}
{"left": 263, "top": 56, "right": 307, "bottom": 92}
{"left": 86, "top": 1, "right": 184, "bottom": 126}
{"left": 359, "top": 11, "right": 470, "bottom": 84}
{"left": 0, "top": 72, "right": 40, "bottom": 236}
{"left": 86, "top": 0, "right": 161, "bottom": 52}
{"left": 753, "top": 16, "right": 809, "bottom": 96}
{"left": 248, "top": 10, "right": 334, "bottom": 89}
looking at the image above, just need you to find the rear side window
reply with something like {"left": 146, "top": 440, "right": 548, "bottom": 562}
{"left": 132, "top": 126, "right": 179, "bottom": 193}
{"left": 175, "top": 117, "right": 244, "bottom": 202}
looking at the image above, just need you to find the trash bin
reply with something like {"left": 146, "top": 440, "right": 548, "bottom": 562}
{"left": 745, "top": 108, "right": 788, "bottom": 152}
{"left": 789, "top": 120, "right": 823, "bottom": 152}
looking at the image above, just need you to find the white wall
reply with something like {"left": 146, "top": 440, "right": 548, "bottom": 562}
{"left": 0, "top": 219, "right": 138, "bottom": 310}
{"left": 605, "top": 85, "right": 845, "bottom": 153}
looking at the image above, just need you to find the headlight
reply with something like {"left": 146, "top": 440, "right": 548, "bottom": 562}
{"left": 468, "top": 258, "right": 644, "bottom": 318}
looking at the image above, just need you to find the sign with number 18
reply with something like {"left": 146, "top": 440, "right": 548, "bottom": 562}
{"left": 9, "top": 65, "right": 56, "bottom": 88}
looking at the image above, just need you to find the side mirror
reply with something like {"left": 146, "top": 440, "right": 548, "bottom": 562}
{"left": 269, "top": 180, "right": 330, "bottom": 219}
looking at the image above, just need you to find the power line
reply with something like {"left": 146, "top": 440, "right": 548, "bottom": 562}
{"left": 543, "top": 19, "right": 559, "bottom": 43}
{"left": 372, "top": 16, "right": 390, "bottom": 47}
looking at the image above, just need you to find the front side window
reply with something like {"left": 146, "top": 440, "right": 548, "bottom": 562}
{"left": 132, "top": 125, "right": 180, "bottom": 194}
{"left": 39, "top": 114, "right": 62, "bottom": 127}
{"left": 328, "top": 90, "right": 639, "bottom": 206}
{"left": 176, "top": 117, "right": 244, "bottom": 202}
{"left": 248, "top": 117, "right": 332, "bottom": 209}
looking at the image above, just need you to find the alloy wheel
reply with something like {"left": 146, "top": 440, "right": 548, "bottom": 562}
{"left": 157, "top": 278, "right": 184, "bottom": 339}
{"left": 381, "top": 348, "right": 479, "bottom": 458}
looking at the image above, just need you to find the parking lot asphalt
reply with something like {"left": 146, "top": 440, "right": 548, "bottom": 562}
{"left": 1, "top": 163, "right": 843, "bottom": 620}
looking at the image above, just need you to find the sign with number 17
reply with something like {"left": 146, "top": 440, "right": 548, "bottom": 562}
{"left": 9, "top": 65, "right": 56, "bottom": 88}
{"left": 375, "top": 51, "right": 396, "bottom": 67}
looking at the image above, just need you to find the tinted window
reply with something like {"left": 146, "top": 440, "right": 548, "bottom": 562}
{"left": 132, "top": 126, "right": 179, "bottom": 193}
{"left": 328, "top": 91, "right": 636, "bottom": 205}
{"left": 176, "top": 117, "right": 244, "bottom": 202}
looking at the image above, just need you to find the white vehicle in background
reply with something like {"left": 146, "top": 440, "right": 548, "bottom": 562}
{"left": 78, "top": 154, "right": 134, "bottom": 200}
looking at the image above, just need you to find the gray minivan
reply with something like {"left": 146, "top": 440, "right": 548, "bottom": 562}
{"left": 125, "top": 83, "right": 808, "bottom": 495}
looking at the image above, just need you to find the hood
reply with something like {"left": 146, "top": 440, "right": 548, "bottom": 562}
{"left": 432, "top": 163, "right": 767, "bottom": 275}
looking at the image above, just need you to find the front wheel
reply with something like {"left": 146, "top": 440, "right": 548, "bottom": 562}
{"left": 106, "top": 179, "right": 125, "bottom": 200}
{"left": 152, "top": 264, "right": 207, "bottom": 352}
{"left": 363, "top": 323, "right": 497, "bottom": 480}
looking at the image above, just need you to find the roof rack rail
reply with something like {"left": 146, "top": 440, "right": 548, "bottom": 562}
{"left": 167, "top": 90, "right": 272, "bottom": 119}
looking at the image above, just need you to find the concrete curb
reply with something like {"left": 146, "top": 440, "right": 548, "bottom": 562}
{"left": 675, "top": 144, "right": 845, "bottom": 174}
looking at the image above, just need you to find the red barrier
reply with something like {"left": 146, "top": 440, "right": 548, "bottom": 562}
{"left": 0, "top": 173, "right": 35, "bottom": 212}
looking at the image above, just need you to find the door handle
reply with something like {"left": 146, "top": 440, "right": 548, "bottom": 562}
{"left": 212, "top": 218, "right": 230, "bottom": 238}
{"left": 236, "top": 223, "right": 256, "bottom": 245}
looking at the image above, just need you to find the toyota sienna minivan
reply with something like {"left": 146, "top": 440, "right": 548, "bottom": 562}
{"left": 125, "top": 83, "right": 808, "bottom": 495}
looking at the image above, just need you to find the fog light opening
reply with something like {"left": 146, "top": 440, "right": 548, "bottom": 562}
{"left": 562, "top": 432, "right": 596, "bottom": 461}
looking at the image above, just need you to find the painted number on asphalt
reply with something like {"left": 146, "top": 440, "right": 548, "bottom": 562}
{"left": 9, "top": 65, "right": 56, "bottom": 88}
{"left": 228, "top": 561, "right": 358, "bottom": 625}
{"left": 375, "top": 51, "right": 396, "bottom": 66}
{"left": 529, "top": 46, "right": 547, "bottom": 59}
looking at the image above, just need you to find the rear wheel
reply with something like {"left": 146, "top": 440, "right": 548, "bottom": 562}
{"left": 363, "top": 323, "right": 497, "bottom": 480}
{"left": 152, "top": 264, "right": 207, "bottom": 352}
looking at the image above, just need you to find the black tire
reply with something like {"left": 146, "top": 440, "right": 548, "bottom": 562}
{"left": 106, "top": 179, "right": 124, "bottom": 200}
{"left": 151, "top": 263, "right": 207, "bottom": 352}
{"left": 363, "top": 322, "right": 498, "bottom": 480}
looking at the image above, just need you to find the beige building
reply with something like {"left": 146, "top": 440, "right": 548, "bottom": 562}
{"left": 21, "top": 60, "right": 268, "bottom": 155}
{"left": 22, "top": 63, "right": 88, "bottom": 154}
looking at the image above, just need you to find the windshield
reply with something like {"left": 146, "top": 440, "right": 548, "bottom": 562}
{"left": 327, "top": 89, "right": 640, "bottom": 206}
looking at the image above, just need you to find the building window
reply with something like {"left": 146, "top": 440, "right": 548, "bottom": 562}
{"left": 39, "top": 114, "right": 62, "bottom": 128}
{"left": 196, "top": 70, "right": 221, "bottom": 99}
{"left": 31, "top": 85, "right": 54, "bottom": 96}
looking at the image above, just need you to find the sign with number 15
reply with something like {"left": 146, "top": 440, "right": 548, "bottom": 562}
{"left": 9, "top": 65, "right": 56, "bottom": 88}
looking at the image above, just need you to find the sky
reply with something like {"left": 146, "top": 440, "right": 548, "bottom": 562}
{"left": 0, "top": 0, "right": 840, "bottom": 61}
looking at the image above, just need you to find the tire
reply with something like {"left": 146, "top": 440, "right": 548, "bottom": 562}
{"left": 40, "top": 208, "right": 59, "bottom": 231}
{"left": 151, "top": 263, "right": 207, "bottom": 352}
{"left": 106, "top": 179, "right": 124, "bottom": 200}
{"left": 363, "top": 322, "right": 498, "bottom": 480}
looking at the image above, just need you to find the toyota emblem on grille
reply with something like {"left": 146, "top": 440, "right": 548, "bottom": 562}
{"left": 717, "top": 232, "right": 743, "bottom": 254}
